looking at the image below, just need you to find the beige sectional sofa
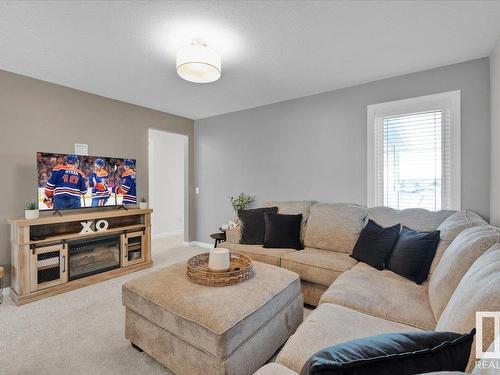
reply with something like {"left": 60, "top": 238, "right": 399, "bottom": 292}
{"left": 225, "top": 201, "right": 471, "bottom": 306}
{"left": 221, "top": 202, "right": 500, "bottom": 374}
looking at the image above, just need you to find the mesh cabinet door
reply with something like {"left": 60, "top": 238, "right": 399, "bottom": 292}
{"left": 30, "top": 244, "right": 68, "bottom": 292}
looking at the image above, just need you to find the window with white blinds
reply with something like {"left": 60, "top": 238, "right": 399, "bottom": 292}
{"left": 367, "top": 91, "right": 461, "bottom": 211}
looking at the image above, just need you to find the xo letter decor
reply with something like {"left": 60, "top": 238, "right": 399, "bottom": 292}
{"left": 80, "top": 219, "right": 109, "bottom": 234}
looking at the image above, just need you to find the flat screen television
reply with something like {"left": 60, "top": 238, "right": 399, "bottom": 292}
{"left": 37, "top": 152, "right": 137, "bottom": 210}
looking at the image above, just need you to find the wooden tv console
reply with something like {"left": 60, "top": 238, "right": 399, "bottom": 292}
{"left": 8, "top": 208, "right": 153, "bottom": 305}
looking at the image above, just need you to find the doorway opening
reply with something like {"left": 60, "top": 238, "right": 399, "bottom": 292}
{"left": 148, "top": 129, "right": 188, "bottom": 247}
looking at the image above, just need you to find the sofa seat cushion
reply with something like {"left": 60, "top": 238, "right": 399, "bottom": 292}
{"left": 254, "top": 363, "right": 298, "bottom": 375}
{"left": 221, "top": 242, "right": 296, "bottom": 267}
{"left": 122, "top": 261, "right": 301, "bottom": 360}
{"left": 304, "top": 203, "right": 367, "bottom": 253}
{"left": 301, "top": 280, "right": 327, "bottom": 307}
{"left": 276, "top": 303, "right": 421, "bottom": 373}
{"left": 280, "top": 248, "right": 357, "bottom": 287}
{"left": 320, "top": 263, "right": 436, "bottom": 330}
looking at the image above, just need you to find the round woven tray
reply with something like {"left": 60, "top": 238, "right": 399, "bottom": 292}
{"left": 186, "top": 252, "right": 255, "bottom": 287}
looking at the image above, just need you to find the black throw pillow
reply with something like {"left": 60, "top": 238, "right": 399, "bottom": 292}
{"left": 300, "top": 329, "right": 475, "bottom": 375}
{"left": 387, "top": 226, "right": 440, "bottom": 284}
{"left": 263, "top": 212, "right": 304, "bottom": 250}
{"left": 351, "top": 219, "right": 400, "bottom": 270}
{"left": 238, "top": 207, "right": 278, "bottom": 245}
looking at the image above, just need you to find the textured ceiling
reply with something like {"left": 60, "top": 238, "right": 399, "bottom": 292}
{"left": 1, "top": 1, "right": 500, "bottom": 119}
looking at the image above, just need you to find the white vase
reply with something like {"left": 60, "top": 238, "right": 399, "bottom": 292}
{"left": 139, "top": 202, "right": 148, "bottom": 209}
{"left": 25, "top": 209, "right": 39, "bottom": 220}
{"left": 208, "top": 248, "right": 230, "bottom": 272}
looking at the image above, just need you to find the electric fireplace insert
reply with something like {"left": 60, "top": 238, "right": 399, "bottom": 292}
{"left": 68, "top": 235, "right": 121, "bottom": 280}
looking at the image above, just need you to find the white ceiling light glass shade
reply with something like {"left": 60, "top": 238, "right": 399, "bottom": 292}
{"left": 176, "top": 38, "right": 221, "bottom": 83}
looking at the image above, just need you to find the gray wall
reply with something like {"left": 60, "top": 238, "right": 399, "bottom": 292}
{"left": 491, "top": 38, "right": 500, "bottom": 226}
{"left": 0, "top": 70, "right": 194, "bottom": 286}
{"left": 195, "top": 58, "right": 491, "bottom": 243}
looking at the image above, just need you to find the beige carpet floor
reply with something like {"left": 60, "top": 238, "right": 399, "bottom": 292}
{"left": 0, "top": 236, "right": 309, "bottom": 375}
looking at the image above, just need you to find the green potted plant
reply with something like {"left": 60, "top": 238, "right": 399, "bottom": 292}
{"left": 25, "top": 201, "right": 39, "bottom": 220}
{"left": 139, "top": 197, "right": 148, "bottom": 209}
{"left": 228, "top": 193, "right": 254, "bottom": 226}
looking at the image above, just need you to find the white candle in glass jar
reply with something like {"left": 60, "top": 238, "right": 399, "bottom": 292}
{"left": 208, "top": 248, "right": 230, "bottom": 271}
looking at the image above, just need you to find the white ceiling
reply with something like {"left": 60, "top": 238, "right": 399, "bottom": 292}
{"left": 1, "top": 1, "right": 500, "bottom": 120}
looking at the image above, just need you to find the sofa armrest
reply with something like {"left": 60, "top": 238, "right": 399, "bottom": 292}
{"left": 253, "top": 363, "right": 298, "bottom": 375}
{"left": 226, "top": 226, "right": 241, "bottom": 243}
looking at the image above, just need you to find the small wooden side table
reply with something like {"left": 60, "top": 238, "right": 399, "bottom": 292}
{"left": 210, "top": 231, "right": 226, "bottom": 248}
{"left": 0, "top": 266, "right": 4, "bottom": 304}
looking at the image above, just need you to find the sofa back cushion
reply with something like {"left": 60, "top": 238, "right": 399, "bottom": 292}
{"left": 263, "top": 201, "right": 312, "bottom": 242}
{"left": 437, "top": 210, "right": 487, "bottom": 241}
{"left": 429, "top": 240, "right": 452, "bottom": 276}
{"left": 367, "top": 207, "right": 454, "bottom": 232}
{"left": 429, "top": 225, "right": 500, "bottom": 320}
{"left": 304, "top": 203, "right": 367, "bottom": 253}
{"left": 429, "top": 210, "right": 487, "bottom": 276}
{"left": 436, "top": 244, "right": 500, "bottom": 371}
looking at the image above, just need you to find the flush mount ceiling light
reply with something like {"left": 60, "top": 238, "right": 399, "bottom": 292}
{"left": 176, "top": 38, "right": 221, "bottom": 83}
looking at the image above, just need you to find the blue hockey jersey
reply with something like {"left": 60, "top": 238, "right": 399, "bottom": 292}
{"left": 114, "top": 169, "right": 136, "bottom": 204}
{"left": 45, "top": 165, "right": 87, "bottom": 199}
{"left": 88, "top": 170, "right": 110, "bottom": 199}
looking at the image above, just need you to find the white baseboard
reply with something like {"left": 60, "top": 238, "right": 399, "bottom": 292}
{"left": 184, "top": 241, "right": 213, "bottom": 249}
{"left": 152, "top": 229, "right": 183, "bottom": 240}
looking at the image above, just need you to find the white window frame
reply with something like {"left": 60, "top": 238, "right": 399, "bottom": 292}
{"left": 367, "top": 90, "right": 461, "bottom": 210}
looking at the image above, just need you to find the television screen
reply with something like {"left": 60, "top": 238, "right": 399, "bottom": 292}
{"left": 37, "top": 152, "right": 137, "bottom": 210}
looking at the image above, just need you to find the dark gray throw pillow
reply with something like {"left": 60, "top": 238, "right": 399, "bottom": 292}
{"left": 351, "top": 219, "right": 400, "bottom": 270}
{"left": 263, "top": 212, "right": 303, "bottom": 250}
{"left": 300, "top": 329, "right": 475, "bottom": 375}
{"left": 388, "top": 226, "right": 440, "bottom": 284}
{"left": 238, "top": 207, "right": 278, "bottom": 245}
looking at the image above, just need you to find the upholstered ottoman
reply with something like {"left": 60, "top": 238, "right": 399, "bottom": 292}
{"left": 122, "top": 261, "right": 303, "bottom": 375}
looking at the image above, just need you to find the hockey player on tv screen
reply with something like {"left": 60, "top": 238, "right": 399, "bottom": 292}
{"left": 44, "top": 154, "right": 88, "bottom": 209}
{"left": 88, "top": 158, "right": 110, "bottom": 207}
{"left": 112, "top": 159, "right": 136, "bottom": 205}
